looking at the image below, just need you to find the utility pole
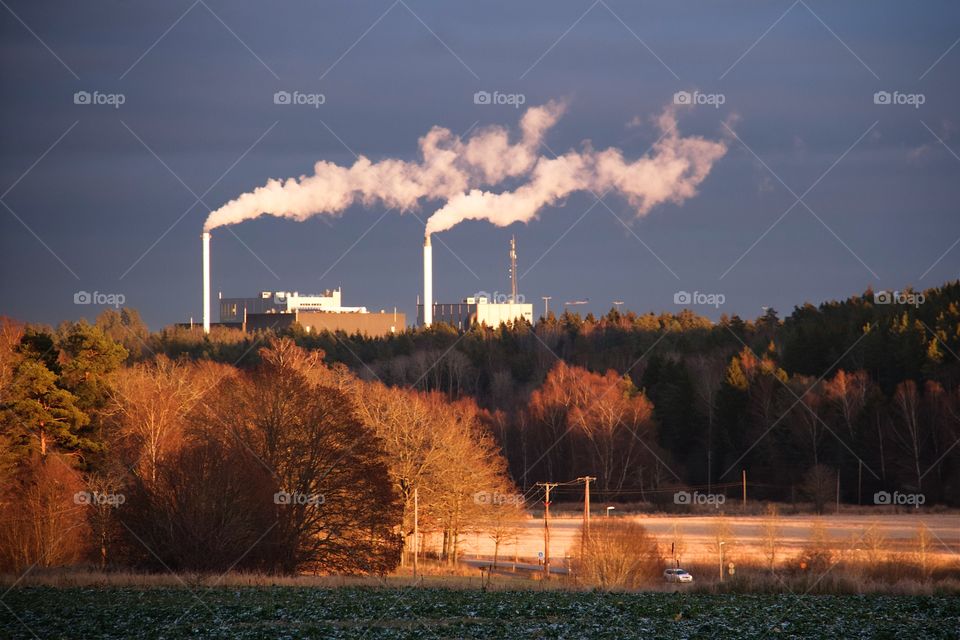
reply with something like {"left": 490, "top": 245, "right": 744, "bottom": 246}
{"left": 413, "top": 486, "right": 419, "bottom": 580}
{"left": 836, "top": 472, "right": 840, "bottom": 515}
{"left": 577, "top": 476, "right": 596, "bottom": 534}
{"left": 742, "top": 469, "right": 747, "bottom": 511}
{"left": 857, "top": 460, "right": 862, "bottom": 506}
{"left": 536, "top": 482, "right": 558, "bottom": 579}
{"left": 577, "top": 476, "right": 595, "bottom": 565}
{"left": 541, "top": 296, "right": 552, "bottom": 318}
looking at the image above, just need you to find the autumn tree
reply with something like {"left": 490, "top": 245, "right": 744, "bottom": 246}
{"left": 206, "top": 339, "right": 402, "bottom": 574}
{"left": 108, "top": 356, "right": 224, "bottom": 484}
{"left": 527, "top": 361, "right": 662, "bottom": 493}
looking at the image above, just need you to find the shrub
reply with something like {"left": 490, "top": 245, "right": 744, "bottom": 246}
{"left": 572, "top": 519, "right": 663, "bottom": 590}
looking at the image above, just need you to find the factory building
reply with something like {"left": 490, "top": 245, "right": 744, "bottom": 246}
{"left": 420, "top": 235, "right": 533, "bottom": 329}
{"left": 219, "top": 289, "right": 403, "bottom": 337}
{"left": 418, "top": 295, "right": 533, "bottom": 330}
{"left": 219, "top": 288, "right": 365, "bottom": 322}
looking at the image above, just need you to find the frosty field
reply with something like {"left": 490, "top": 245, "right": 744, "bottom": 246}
{"left": 2, "top": 587, "right": 958, "bottom": 639}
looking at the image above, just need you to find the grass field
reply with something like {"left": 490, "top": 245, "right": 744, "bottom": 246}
{"left": 2, "top": 586, "right": 958, "bottom": 639}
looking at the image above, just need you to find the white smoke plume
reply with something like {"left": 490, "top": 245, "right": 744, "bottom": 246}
{"left": 204, "top": 102, "right": 727, "bottom": 234}
{"left": 203, "top": 101, "right": 565, "bottom": 231}
{"left": 424, "top": 109, "right": 727, "bottom": 234}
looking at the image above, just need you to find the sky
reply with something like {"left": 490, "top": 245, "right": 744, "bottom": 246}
{"left": 1, "top": 1, "right": 958, "bottom": 330}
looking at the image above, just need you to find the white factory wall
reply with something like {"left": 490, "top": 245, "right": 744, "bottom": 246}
{"left": 422, "top": 301, "right": 533, "bottom": 329}
{"left": 476, "top": 302, "right": 534, "bottom": 327}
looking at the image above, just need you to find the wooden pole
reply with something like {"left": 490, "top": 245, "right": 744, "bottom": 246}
{"left": 577, "top": 476, "right": 595, "bottom": 569}
{"left": 536, "top": 482, "right": 558, "bottom": 579}
{"left": 413, "top": 487, "right": 419, "bottom": 580}
{"left": 836, "top": 471, "right": 840, "bottom": 514}
{"left": 544, "top": 484, "right": 552, "bottom": 579}
{"left": 858, "top": 460, "right": 862, "bottom": 506}
{"left": 577, "top": 476, "right": 596, "bottom": 533}
{"left": 742, "top": 469, "right": 747, "bottom": 511}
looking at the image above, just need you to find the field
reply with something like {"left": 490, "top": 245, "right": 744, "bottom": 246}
{"left": 451, "top": 512, "right": 960, "bottom": 564}
{"left": 2, "top": 586, "right": 959, "bottom": 639}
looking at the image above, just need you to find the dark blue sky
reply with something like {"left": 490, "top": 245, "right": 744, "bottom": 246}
{"left": 2, "top": 1, "right": 958, "bottom": 329}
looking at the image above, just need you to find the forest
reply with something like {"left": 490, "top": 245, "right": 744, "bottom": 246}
{"left": 1, "top": 281, "right": 958, "bottom": 574}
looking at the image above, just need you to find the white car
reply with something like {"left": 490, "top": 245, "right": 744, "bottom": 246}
{"left": 664, "top": 568, "right": 693, "bottom": 583}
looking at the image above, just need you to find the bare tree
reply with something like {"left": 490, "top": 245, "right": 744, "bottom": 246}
{"left": 573, "top": 520, "right": 663, "bottom": 590}
{"left": 0, "top": 454, "right": 88, "bottom": 572}
{"left": 760, "top": 503, "right": 783, "bottom": 571}
{"left": 108, "top": 356, "right": 224, "bottom": 483}
{"left": 668, "top": 522, "right": 687, "bottom": 568}
{"left": 891, "top": 381, "right": 928, "bottom": 491}
{"left": 913, "top": 522, "right": 933, "bottom": 580}
{"left": 801, "top": 464, "right": 836, "bottom": 515}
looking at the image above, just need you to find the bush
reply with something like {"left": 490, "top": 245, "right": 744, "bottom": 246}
{"left": 572, "top": 520, "right": 663, "bottom": 590}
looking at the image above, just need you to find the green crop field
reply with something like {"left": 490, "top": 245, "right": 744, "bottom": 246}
{"left": 2, "top": 587, "right": 958, "bottom": 639}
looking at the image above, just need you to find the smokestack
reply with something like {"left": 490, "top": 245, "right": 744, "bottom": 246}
{"left": 510, "top": 235, "right": 517, "bottom": 303}
{"left": 202, "top": 231, "right": 211, "bottom": 334}
{"left": 423, "top": 234, "right": 432, "bottom": 327}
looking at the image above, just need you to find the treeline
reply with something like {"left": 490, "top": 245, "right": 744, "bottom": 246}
{"left": 151, "top": 282, "right": 960, "bottom": 508}
{"left": 0, "top": 319, "right": 518, "bottom": 574}
{"left": 1, "top": 281, "right": 958, "bottom": 577}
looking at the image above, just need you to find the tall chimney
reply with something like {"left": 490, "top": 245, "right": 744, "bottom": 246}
{"left": 423, "top": 234, "right": 432, "bottom": 327}
{"left": 510, "top": 235, "right": 518, "bottom": 303}
{"left": 202, "top": 231, "right": 211, "bottom": 334}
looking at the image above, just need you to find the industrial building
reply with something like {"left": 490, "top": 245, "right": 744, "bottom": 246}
{"left": 219, "top": 288, "right": 365, "bottom": 322}
{"left": 420, "top": 235, "right": 534, "bottom": 329}
{"left": 418, "top": 295, "right": 533, "bottom": 330}
{"left": 219, "top": 289, "right": 402, "bottom": 337}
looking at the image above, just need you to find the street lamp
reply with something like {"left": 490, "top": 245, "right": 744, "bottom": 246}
{"left": 719, "top": 541, "right": 726, "bottom": 582}
{"left": 606, "top": 506, "right": 615, "bottom": 518}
